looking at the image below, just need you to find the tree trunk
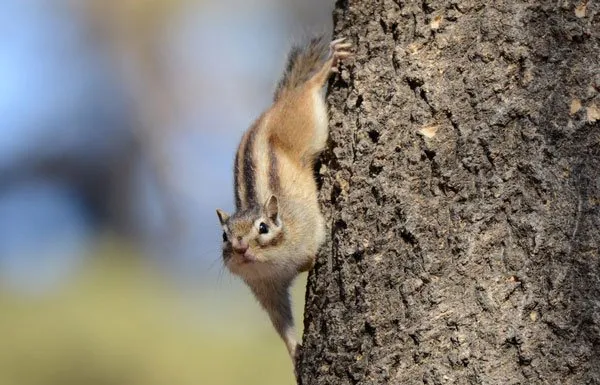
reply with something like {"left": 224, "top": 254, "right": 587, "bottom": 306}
{"left": 297, "top": 1, "right": 600, "bottom": 384}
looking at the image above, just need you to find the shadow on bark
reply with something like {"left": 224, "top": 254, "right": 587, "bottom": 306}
{"left": 526, "top": 4, "right": 600, "bottom": 381}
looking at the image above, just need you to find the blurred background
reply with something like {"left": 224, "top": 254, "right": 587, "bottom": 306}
{"left": 0, "top": 0, "right": 333, "bottom": 384}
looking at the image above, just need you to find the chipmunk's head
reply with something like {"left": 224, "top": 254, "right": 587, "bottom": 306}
{"left": 216, "top": 195, "right": 285, "bottom": 277}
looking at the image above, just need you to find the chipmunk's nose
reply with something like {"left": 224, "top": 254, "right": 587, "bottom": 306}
{"left": 233, "top": 238, "right": 249, "bottom": 253}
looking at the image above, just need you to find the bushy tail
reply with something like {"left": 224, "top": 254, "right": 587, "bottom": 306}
{"left": 273, "top": 36, "right": 330, "bottom": 101}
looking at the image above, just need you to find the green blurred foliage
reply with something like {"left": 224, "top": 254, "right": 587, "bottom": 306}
{"left": 0, "top": 239, "right": 305, "bottom": 385}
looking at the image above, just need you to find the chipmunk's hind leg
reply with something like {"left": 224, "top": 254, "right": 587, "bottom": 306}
{"left": 267, "top": 37, "right": 351, "bottom": 162}
{"left": 274, "top": 36, "right": 329, "bottom": 101}
{"left": 306, "top": 38, "right": 352, "bottom": 89}
{"left": 304, "top": 38, "right": 352, "bottom": 156}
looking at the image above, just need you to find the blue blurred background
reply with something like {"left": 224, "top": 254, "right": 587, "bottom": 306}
{"left": 0, "top": 1, "right": 333, "bottom": 384}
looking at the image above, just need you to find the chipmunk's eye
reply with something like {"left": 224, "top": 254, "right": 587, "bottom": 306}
{"left": 222, "top": 231, "right": 228, "bottom": 242}
{"left": 258, "top": 222, "right": 269, "bottom": 234}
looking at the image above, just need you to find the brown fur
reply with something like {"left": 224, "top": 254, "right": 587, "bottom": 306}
{"left": 273, "top": 36, "right": 329, "bottom": 102}
{"left": 216, "top": 36, "right": 351, "bottom": 362}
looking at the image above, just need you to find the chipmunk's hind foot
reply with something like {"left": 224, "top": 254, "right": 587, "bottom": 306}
{"left": 308, "top": 37, "right": 352, "bottom": 86}
{"left": 328, "top": 37, "right": 352, "bottom": 73}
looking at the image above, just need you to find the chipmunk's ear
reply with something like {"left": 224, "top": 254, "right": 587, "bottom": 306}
{"left": 216, "top": 209, "right": 230, "bottom": 226}
{"left": 264, "top": 195, "right": 279, "bottom": 224}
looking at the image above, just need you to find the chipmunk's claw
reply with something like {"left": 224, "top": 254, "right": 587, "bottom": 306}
{"left": 330, "top": 37, "right": 346, "bottom": 47}
{"left": 329, "top": 37, "right": 352, "bottom": 71}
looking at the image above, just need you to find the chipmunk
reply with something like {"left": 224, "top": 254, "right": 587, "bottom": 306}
{"left": 215, "top": 36, "right": 351, "bottom": 361}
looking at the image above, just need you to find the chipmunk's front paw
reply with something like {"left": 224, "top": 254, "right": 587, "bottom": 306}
{"left": 292, "top": 342, "right": 303, "bottom": 378}
{"left": 297, "top": 256, "right": 315, "bottom": 273}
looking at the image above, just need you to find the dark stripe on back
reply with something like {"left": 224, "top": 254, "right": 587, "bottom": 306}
{"left": 268, "top": 142, "right": 280, "bottom": 194}
{"left": 233, "top": 147, "right": 242, "bottom": 210}
{"left": 242, "top": 123, "right": 258, "bottom": 207}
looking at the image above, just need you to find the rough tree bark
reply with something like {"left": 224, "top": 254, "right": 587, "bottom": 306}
{"left": 297, "top": 0, "right": 600, "bottom": 384}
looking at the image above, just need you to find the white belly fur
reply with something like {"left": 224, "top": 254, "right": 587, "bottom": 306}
{"left": 311, "top": 90, "right": 329, "bottom": 154}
